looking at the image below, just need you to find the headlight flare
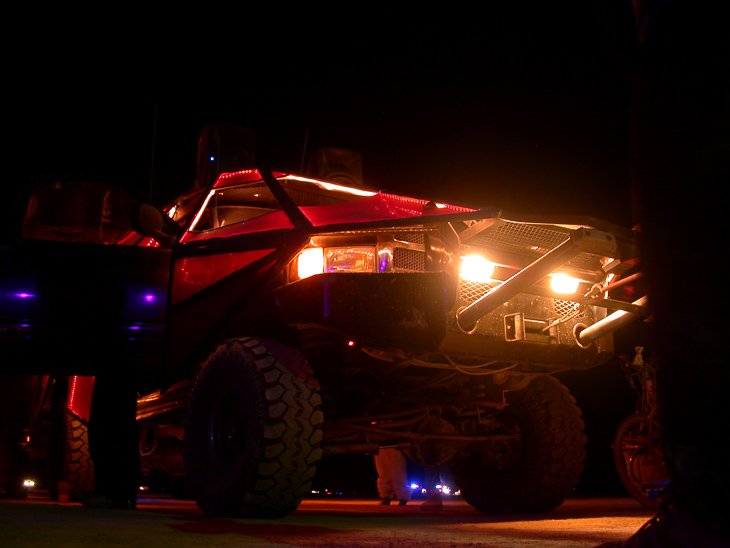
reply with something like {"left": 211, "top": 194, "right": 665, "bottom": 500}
{"left": 297, "top": 247, "right": 325, "bottom": 279}
{"left": 459, "top": 255, "right": 497, "bottom": 283}
{"left": 549, "top": 273, "right": 581, "bottom": 294}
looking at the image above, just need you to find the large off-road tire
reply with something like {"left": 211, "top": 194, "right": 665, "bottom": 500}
{"left": 184, "top": 337, "right": 323, "bottom": 518}
{"left": 452, "top": 375, "right": 586, "bottom": 514}
{"left": 613, "top": 413, "right": 669, "bottom": 509}
{"left": 48, "top": 380, "right": 95, "bottom": 501}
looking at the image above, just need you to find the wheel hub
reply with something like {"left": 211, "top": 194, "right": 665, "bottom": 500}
{"left": 211, "top": 391, "right": 249, "bottom": 469}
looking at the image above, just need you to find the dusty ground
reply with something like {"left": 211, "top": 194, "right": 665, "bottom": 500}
{"left": 1, "top": 492, "right": 654, "bottom": 547}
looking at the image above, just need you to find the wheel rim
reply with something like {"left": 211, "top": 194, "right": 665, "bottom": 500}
{"left": 619, "top": 419, "right": 668, "bottom": 501}
{"left": 210, "top": 391, "right": 249, "bottom": 470}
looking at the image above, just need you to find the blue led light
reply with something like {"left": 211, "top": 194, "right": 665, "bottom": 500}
{"left": 379, "top": 256, "right": 388, "bottom": 272}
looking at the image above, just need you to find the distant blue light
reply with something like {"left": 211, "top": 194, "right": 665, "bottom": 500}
{"left": 14, "top": 293, "right": 35, "bottom": 299}
{"left": 143, "top": 294, "right": 155, "bottom": 303}
{"left": 209, "top": 156, "right": 215, "bottom": 161}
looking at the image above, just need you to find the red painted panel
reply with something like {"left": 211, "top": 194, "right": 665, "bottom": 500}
{"left": 171, "top": 248, "right": 276, "bottom": 304}
{"left": 67, "top": 376, "right": 95, "bottom": 423}
{"left": 212, "top": 169, "right": 285, "bottom": 188}
{"left": 303, "top": 193, "right": 475, "bottom": 226}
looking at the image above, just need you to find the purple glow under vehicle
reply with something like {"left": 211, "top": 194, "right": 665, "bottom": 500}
{"left": 2, "top": 147, "right": 644, "bottom": 517}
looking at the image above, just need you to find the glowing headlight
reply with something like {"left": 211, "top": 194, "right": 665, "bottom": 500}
{"left": 550, "top": 273, "right": 581, "bottom": 294}
{"left": 297, "top": 247, "right": 324, "bottom": 279}
{"left": 460, "top": 255, "right": 496, "bottom": 283}
{"left": 325, "top": 247, "right": 375, "bottom": 273}
{"left": 296, "top": 246, "right": 376, "bottom": 279}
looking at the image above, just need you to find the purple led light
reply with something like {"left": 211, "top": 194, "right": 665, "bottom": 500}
{"left": 143, "top": 294, "right": 155, "bottom": 303}
{"left": 14, "top": 293, "right": 35, "bottom": 299}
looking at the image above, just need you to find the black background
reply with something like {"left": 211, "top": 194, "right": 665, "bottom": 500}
{"left": 15, "top": 3, "right": 637, "bottom": 223}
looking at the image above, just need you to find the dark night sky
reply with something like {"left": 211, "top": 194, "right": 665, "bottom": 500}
{"left": 16, "top": 3, "right": 637, "bottom": 227}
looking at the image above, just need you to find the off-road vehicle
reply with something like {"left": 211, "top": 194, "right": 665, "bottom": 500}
{"left": 2, "top": 155, "right": 645, "bottom": 517}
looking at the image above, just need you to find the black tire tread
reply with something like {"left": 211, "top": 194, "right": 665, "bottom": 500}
{"left": 48, "top": 381, "right": 95, "bottom": 501}
{"left": 454, "top": 375, "right": 585, "bottom": 514}
{"left": 184, "top": 337, "right": 322, "bottom": 518}
{"left": 63, "top": 411, "right": 95, "bottom": 500}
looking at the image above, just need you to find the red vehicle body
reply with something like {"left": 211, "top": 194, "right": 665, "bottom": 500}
{"left": 1, "top": 154, "right": 644, "bottom": 516}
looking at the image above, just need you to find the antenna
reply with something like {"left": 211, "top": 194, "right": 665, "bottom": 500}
{"left": 149, "top": 104, "right": 158, "bottom": 201}
{"left": 299, "top": 129, "right": 309, "bottom": 174}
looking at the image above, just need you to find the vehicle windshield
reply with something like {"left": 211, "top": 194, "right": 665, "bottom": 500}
{"left": 190, "top": 183, "right": 277, "bottom": 231}
{"left": 189, "top": 176, "right": 372, "bottom": 232}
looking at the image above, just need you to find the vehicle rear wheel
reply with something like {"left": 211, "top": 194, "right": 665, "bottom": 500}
{"left": 184, "top": 337, "right": 323, "bottom": 518}
{"left": 613, "top": 413, "right": 668, "bottom": 509}
{"left": 48, "top": 379, "right": 95, "bottom": 501}
{"left": 452, "top": 375, "right": 585, "bottom": 514}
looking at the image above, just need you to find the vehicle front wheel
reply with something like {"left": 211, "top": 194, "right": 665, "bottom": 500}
{"left": 184, "top": 337, "right": 323, "bottom": 518}
{"left": 452, "top": 375, "right": 586, "bottom": 514}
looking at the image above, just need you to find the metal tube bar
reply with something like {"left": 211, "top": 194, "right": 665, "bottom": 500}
{"left": 575, "top": 295, "right": 649, "bottom": 347}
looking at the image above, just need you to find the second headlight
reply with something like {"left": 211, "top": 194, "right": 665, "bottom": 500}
{"left": 296, "top": 246, "right": 376, "bottom": 280}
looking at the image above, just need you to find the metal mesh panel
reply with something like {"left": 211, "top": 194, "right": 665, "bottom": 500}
{"left": 475, "top": 222, "right": 569, "bottom": 256}
{"left": 474, "top": 222, "right": 601, "bottom": 268}
{"left": 554, "top": 299, "right": 585, "bottom": 318}
{"left": 459, "top": 280, "right": 500, "bottom": 303}
{"left": 393, "top": 248, "right": 426, "bottom": 271}
{"left": 395, "top": 232, "right": 425, "bottom": 245}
